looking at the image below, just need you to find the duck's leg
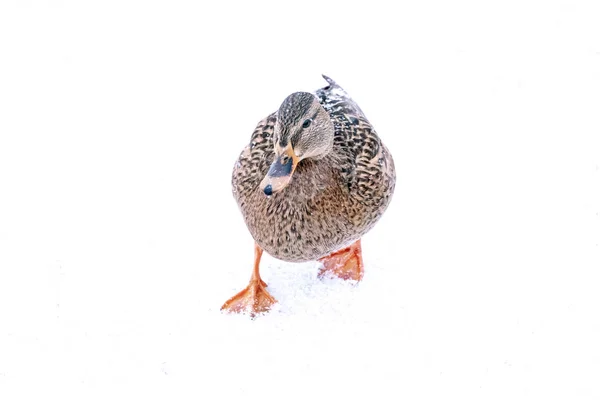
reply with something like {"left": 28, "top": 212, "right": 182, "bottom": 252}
{"left": 221, "top": 243, "right": 277, "bottom": 316}
{"left": 318, "top": 239, "right": 364, "bottom": 281}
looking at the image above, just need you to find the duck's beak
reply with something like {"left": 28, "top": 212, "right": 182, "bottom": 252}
{"left": 260, "top": 144, "right": 299, "bottom": 196}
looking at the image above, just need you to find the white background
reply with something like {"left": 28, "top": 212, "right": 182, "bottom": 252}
{"left": 1, "top": 0, "right": 599, "bottom": 399}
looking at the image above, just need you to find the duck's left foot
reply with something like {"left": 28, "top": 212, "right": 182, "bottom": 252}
{"left": 221, "top": 243, "right": 277, "bottom": 317}
{"left": 220, "top": 278, "right": 276, "bottom": 317}
{"left": 318, "top": 239, "right": 364, "bottom": 281}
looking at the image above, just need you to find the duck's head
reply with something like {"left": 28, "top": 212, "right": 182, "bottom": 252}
{"left": 260, "top": 92, "right": 334, "bottom": 196}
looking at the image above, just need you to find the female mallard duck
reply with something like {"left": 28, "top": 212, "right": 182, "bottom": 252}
{"left": 222, "top": 75, "right": 395, "bottom": 315}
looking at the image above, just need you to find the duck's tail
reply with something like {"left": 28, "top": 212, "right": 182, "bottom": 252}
{"left": 321, "top": 74, "right": 339, "bottom": 88}
{"left": 317, "top": 74, "right": 365, "bottom": 118}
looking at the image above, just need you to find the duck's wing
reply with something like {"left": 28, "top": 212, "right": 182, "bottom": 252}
{"left": 232, "top": 113, "right": 276, "bottom": 201}
{"left": 317, "top": 76, "right": 395, "bottom": 207}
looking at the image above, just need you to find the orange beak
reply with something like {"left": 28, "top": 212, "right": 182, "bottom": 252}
{"left": 260, "top": 144, "right": 299, "bottom": 196}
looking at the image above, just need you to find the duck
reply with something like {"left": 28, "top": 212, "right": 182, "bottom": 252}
{"left": 221, "top": 75, "right": 396, "bottom": 316}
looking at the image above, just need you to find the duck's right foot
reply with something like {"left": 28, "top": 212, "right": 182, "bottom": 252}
{"left": 318, "top": 239, "right": 364, "bottom": 281}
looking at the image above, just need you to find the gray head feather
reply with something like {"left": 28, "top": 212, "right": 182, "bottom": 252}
{"left": 276, "top": 92, "right": 315, "bottom": 146}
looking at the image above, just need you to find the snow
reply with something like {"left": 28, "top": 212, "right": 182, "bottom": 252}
{"left": 1, "top": 1, "right": 599, "bottom": 399}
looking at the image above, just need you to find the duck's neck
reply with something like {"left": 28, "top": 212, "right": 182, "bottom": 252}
{"left": 284, "top": 153, "right": 340, "bottom": 201}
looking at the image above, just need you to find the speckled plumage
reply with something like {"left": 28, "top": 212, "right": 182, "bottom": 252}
{"left": 232, "top": 76, "right": 395, "bottom": 262}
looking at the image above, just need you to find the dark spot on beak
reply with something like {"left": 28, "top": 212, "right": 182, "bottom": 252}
{"left": 267, "top": 155, "right": 293, "bottom": 177}
{"left": 264, "top": 184, "right": 273, "bottom": 196}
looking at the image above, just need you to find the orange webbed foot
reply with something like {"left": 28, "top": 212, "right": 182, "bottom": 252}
{"left": 221, "top": 243, "right": 277, "bottom": 317}
{"left": 221, "top": 278, "right": 276, "bottom": 317}
{"left": 318, "top": 239, "right": 364, "bottom": 281}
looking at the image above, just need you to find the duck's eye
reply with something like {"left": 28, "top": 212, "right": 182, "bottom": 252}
{"left": 302, "top": 119, "right": 312, "bottom": 129}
